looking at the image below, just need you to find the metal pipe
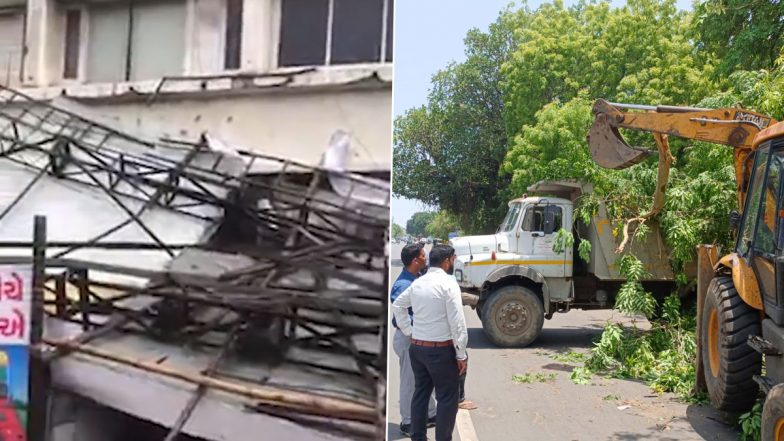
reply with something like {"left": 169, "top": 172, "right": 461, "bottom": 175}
{"left": 163, "top": 326, "right": 238, "bottom": 441}
{"left": 607, "top": 101, "right": 711, "bottom": 113}
{"left": 29, "top": 215, "right": 48, "bottom": 441}
{"left": 40, "top": 337, "right": 378, "bottom": 423}
{"left": 0, "top": 241, "right": 197, "bottom": 249}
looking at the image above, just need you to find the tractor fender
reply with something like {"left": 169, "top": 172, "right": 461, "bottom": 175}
{"left": 484, "top": 265, "right": 550, "bottom": 313}
{"left": 716, "top": 253, "right": 763, "bottom": 310}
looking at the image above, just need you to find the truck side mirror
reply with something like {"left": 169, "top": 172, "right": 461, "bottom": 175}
{"left": 543, "top": 206, "right": 557, "bottom": 235}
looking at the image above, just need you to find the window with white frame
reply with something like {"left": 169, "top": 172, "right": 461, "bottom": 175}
{"left": 0, "top": 10, "right": 24, "bottom": 87}
{"left": 278, "top": 0, "right": 394, "bottom": 68}
{"left": 79, "top": 0, "right": 186, "bottom": 83}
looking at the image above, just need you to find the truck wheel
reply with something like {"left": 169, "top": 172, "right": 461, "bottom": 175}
{"left": 701, "top": 276, "right": 761, "bottom": 412}
{"left": 482, "top": 285, "right": 544, "bottom": 347}
{"left": 763, "top": 384, "right": 784, "bottom": 441}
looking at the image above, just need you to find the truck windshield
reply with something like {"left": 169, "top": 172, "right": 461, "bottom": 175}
{"left": 498, "top": 203, "right": 522, "bottom": 233}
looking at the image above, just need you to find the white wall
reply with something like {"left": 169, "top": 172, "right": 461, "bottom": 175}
{"left": 12, "top": 0, "right": 393, "bottom": 171}
{"left": 53, "top": 86, "right": 392, "bottom": 171}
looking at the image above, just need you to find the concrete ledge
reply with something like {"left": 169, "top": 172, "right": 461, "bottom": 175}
{"left": 19, "top": 65, "right": 393, "bottom": 103}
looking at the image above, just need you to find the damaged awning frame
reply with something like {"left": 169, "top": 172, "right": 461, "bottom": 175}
{"left": 0, "top": 85, "right": 389, "bottom": 440}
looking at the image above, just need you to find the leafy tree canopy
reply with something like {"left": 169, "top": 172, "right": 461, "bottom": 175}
{"left": 693, "top": 0, "right": 784, "bottom": 78}
{"left": 406, "top": 211, "right": 437, "bottom": 237}
{"left": 393, "top": 10, "right": 518, "bottom": 233}
{"left": 395, "top": 0, "right": 717, "bottom": 234}
{"left": 502, "top": 0, "right": 714, "bottom": 132}
{"left": 397, "top": 0, "right": 784, "bottom": 264}
{"left": 425, "top": 211, "right": 462, "bottom": 240}
{"left": 391, "top": 223, "right": 405, "bottom": 238}
{"left": 698, "top": 55, "right": 784, "bottom": 120}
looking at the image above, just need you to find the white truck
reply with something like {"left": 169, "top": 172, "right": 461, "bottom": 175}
{"left": 451, "top": 180, "right": 682, "bottom": 347}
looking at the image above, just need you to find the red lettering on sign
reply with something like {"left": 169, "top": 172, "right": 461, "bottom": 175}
{"left": 0, "top": 308, "right": 24, "bottom": 338}
{"left": 0, "top": 273, "right": 23, "bottom": 301}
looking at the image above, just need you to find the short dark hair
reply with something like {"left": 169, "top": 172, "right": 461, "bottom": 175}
{"left": 401, "top": 243, "right": 424, "bottom": 267}
{"left": 429, "top": 244, "right": 455, "bottom": 267}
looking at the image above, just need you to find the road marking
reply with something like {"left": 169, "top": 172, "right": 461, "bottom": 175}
{"left": 456, "top": 408, "right": 479, "bottom": 441}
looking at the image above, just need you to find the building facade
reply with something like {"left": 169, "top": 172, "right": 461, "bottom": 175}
{"left": 0, "top": 0, "right": 393, "bottom": 170}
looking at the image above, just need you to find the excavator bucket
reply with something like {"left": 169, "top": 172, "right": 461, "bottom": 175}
{"left": 587, "top": 113, "right": 650, "bottom": 169}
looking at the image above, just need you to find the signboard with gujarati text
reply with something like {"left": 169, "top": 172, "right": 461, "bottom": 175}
{"left": 0, "top": 265, "right": 32, "bottom": 440}
{"left": 0, "top": 267, "right": 31, "bottom": 344}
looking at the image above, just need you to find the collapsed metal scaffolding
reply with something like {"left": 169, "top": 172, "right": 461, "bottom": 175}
{"left": 0, "top": 85, "right": 389, "bottom": 440}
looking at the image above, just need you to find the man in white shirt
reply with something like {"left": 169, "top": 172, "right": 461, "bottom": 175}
{"left": 392, "top": 245, "right": 468, "bottom": 441}
{"left": 390, "top": 243, "right": 437, "bottom": 435}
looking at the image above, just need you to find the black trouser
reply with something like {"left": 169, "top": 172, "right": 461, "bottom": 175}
{"left": 458, "top": 351, "right": 468, "bottom": 403}
{"left": 409, "top": 344, "right": 459, "bottom": 441}
{"left": 458, "top": 371, "right": 466, "bottom": 402}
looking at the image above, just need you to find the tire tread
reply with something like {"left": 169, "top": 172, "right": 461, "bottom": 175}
{"left": 702, "top": 276, "right": 762, "bottom": 412}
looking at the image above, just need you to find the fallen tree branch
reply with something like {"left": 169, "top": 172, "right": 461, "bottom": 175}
{"left": 616, "top": 133, "right": 675, "bottom": 253}
{"left": 616, "top": 217, "right": 646, "bottom": 254}
{"left": 643, "top": 133, "right": 675, "bottom": 219}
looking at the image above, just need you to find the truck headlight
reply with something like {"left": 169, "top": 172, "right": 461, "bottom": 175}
{"left": 455, "top": 269, "right": 463, "bottom": 282}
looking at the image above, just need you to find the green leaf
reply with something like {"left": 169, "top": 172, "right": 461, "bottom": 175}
{"left": 552, "top": 228, "right": 574, "bottom": 254}
{"left": 578, "top": 240, "right": 592, "bottom": 263}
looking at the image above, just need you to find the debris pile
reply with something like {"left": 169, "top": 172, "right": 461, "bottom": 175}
{"left": 0, "top": 85, "right": 389, "bottom": 440}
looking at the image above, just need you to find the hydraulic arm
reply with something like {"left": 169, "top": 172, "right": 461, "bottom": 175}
{"left": 588, "top": 98, "right": 777, "bottom": 211}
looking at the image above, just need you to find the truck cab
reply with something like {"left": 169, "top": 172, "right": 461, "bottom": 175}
{"left": 452, "top": 195, "right": 573, "bottom": 291}
{"left": 451, "top": 180, "right": 677, "bottom": 347}
{"left": 450, "top": 190, "right": 576, "bottom": 347}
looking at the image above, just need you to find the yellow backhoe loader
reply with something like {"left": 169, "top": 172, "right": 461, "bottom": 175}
{"left": 588, "top": 99, "right": 784, "bottom": 440}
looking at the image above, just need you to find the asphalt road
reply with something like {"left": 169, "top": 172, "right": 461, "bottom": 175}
{"left": 387, "top": 243, "right": 740, "bottom": 441}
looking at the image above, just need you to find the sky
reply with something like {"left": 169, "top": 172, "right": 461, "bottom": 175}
{"left": 391, "top": 0, "right": 693, "bottom": 227}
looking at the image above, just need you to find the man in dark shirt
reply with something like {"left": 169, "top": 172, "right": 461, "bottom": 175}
{"left": 391, "top": 243, "right": 436, "bottom": 436}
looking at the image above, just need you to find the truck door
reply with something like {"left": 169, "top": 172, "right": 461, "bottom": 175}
{"left": 518, "top": 203, "right": 566, "bottom": 277}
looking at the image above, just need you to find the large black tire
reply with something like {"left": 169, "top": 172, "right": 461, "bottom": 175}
{"left": 701, "top": 276, "right": 762, "bottom": 412}
{"left": 763, "top": 384, "right": 784, "bottom": 441}
{"left": 481, "top": 285, "right": 544, "bottom": 347}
